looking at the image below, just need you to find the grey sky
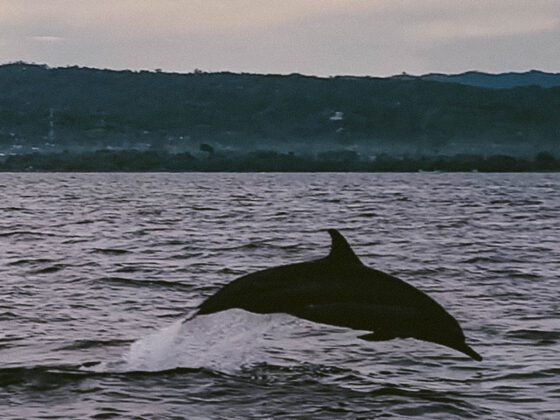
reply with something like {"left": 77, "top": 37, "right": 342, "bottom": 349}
{"left": 1, "top": 0, "right": 559, "bottom": 76}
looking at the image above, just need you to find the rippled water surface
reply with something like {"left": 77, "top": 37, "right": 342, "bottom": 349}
{"left": 1, "top": 173, "right": 559, "bottom": 419}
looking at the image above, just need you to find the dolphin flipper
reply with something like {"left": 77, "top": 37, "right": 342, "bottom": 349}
{"left": 290, "top": 303, "right": 418, "bottom": 335}
{"left": 358, "top": 331, "right": 396, "bottom": 342}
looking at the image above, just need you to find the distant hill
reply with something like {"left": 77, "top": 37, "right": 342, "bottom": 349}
{"left": 1, "top": 62, "right": 559, "bottom": 159}
{"left": 407, "top": 70, "right": 560, "bottom": 89}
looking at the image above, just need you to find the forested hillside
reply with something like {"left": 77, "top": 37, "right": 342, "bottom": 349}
{"left": 1, "top": 63, "right": 559, "bottom": 160}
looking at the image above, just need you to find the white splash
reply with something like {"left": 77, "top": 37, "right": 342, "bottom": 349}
{"left": 123, "top": 309, "right": 285, "bottom": 372}
{"left": 85, "top": 309, "right": 362, "bottom": 374}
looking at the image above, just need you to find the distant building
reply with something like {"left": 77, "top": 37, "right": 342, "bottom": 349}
{"left": 329, "top": 111, "right": 344, "bottom": 121}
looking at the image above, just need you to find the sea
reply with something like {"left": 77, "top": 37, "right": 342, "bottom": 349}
{"left": 0, "top": 172, "right": 558, "bottom": 419}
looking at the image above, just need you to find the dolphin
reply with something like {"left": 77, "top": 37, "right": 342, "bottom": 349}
{"left": 195, "top": 229, "right": 482, "bottom": 361}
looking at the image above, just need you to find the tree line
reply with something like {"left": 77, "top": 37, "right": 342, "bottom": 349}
{"left": 1, "top": 150, "right": 558, "bottom": 172}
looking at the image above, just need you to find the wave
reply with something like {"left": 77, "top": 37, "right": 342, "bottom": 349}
{"left": 505, "top": 329, "right": 560, "bottom": 344}
{"left": 0, "top": 230, "right": 57, "bottom": 238}
{"left": 0, "top": 311, "right": 18, "bottom": 320}
{"left": 0, "top": 365, "right": 91, "bottom": 388}
{"left": 7, "top": 258, "right": 59, "bottom": 266}
{"left": 92, "top": 248, "right": 131, "bottom": 255}
{"left": 31, "top": 264, "right": 69, "bottom": 274}
{"left": 97, "top": 276, "right": 193, "bottom": 290}
{"left": 0, "top": 364, "right": 212, "bottom": 389}
{"left": 220, "top": 242, "right": 301, "bottom": 251}
{"left": 56, "top": 339, "right": 133, "bottom": 351}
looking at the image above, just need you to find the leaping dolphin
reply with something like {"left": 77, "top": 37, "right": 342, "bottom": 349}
{"left": 195, "top": 229, "right": 482, "bottom": 361}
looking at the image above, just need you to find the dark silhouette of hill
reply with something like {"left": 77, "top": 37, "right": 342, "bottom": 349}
{"left": 0, "top": 62, "right": 559, "bottom": 163}
{"left": 416, "top": 70, "right": 560, "bottom": 89}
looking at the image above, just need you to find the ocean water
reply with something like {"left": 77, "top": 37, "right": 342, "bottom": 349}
{"left": 0, "top": 172, "right": 558, "bottom": 419}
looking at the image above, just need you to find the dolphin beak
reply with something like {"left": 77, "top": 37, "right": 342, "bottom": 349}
{"left": 455, "top": 342, "right": 483, "bottom": 361}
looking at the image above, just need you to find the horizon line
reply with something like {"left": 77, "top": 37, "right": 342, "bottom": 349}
{"left": 1, "top": 61, "right": 559, "bottom": 79}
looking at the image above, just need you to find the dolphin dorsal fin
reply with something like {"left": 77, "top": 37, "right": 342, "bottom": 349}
{"left": 326, "top": 229, "right": 362, "bottom": 265}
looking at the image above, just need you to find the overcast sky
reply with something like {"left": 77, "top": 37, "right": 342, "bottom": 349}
{"left": 1, "top": 0, "right": 559, "bottom": 76}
